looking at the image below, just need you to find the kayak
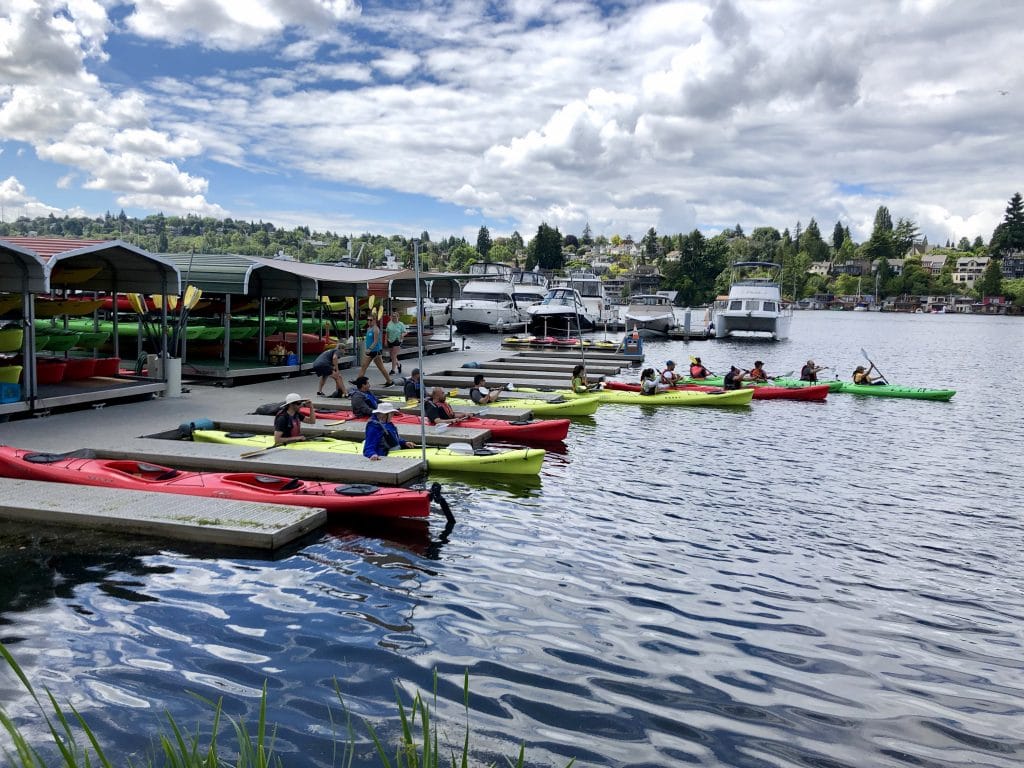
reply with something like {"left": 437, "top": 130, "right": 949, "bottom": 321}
{"left": 193, "top": 430, "right": 546, "bottom": 476}
{"left": 603, "top": 380, "right": 829, "bottom": 401}
{"left": 522, "top": 386, "right": 753, "bottom": 406}
{"left": 687, "top": 375, "right": 844, "bottom": 393}
{"left": 0, "top": 446, "right": 430, "bottom": 519}
{"left": 304, "top": 406, "right": 570, "bottom": 443}
{"left": 393, "top": 395, "right": 602, "bottom": 417}
{"left": 834, "top": 382, "right": 956, "bottom": 400}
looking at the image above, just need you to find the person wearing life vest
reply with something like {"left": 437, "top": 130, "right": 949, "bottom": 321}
{"left": 660, "top": 360, "right": 683, "bottom": 386}
{"left": 852, "top": 364, "right": 883, "bottom": 385}
{"left": 273, "top": 392, "right": 316, "bottom": 445}
{"left": 639, "top": 368, "right": 667, "bottom": 395}
{"left": 424, "top": 387, "right": 470, "bottom": 425}
{"left": 363, "top": 402, "right": 416, "bottom": 460}
{"left": 689, "top": 357, "right": 711, "bottom": 379}
{"left": 800, "top": 359, "right": 825, "bottom": 382}
{"left": 749, "top": 360, "right": 768, "bottom": 382}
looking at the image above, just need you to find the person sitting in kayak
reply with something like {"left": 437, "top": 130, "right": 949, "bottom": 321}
{"left": 749, "top": 360, "right": 769, "bottom": 382}
{"left": 800, "top": 360, "right": 825, "bottom": 381}
{"left": 403, "top": 368, "right": 424, "bottom": 400}
{"left": 723, "top": 366, "right": 750, "bottom": 390}
{"left": 470, "top": 373, "right": 504, "bottom": 404}
{"left": 571, "top": 364, "right": 600, "bottom": 393}
{"left": 349, "top": 376, "right": 379, "bottom": 418}
{"left": 640, "top": 368, "right": 667, "bottom": 395}
{"left": 852, "top": 364, "right": 883, "bottom": 385}
{"left": 689, "top": 358, "right": 711, "bottom": 379}
{"left": 364, "top": 402, "right": 416, "bottom": 460}
{"left": 660, "top": 360, "right": 684, "bottom": 386}
{"left": 424, "top": 387, "right": 469, "bottom": 425}
{"left": 274, "top": 392, "right": 316, "bottom": 445}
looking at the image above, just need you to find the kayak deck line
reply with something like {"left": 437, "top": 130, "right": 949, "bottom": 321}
{"left": 0, "top": 477, "right": 324, "bottom": 551}
{"left": 217, "top": 417, "right": 491, "bottom": 449}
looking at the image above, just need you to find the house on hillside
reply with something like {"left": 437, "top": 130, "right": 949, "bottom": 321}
{"left": 953, "top": 256, "right": 990, "bottom": 288}
{"left": 1001, "top": 251, "right": 1024, "bottom": 279}
{"left": 808, "top": 261, "right": 831, "bottom": 277}
{"left": 920, "top": 256, "right": 947, "bottom": 275}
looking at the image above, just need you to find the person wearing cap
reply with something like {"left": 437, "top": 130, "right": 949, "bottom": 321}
{"left": 356, "top": 316, "right": 395, "bottom": 386}
{"left": 349, "top": 376, "right": 379, "bottom": 418}
{"left": 800, "top": 359, "right": 825, "bottom": 382}
{"left": 852, "top": 364, "right": 882, "bottom": 385}
{"left": 689, "top": 357, "right": 711, "bottom": 379}
{"left": 403, "top": 368, "right": 423, "bottom": 400}
{"left": 363, "top": 402, "right": 416, "bottom": 460}
{"left": 273, "top": 393, "right": 316, "bottom": 445}
{"left": 470, "top": 373, "right": 504, "bottom": 404}
{"left": 659, "top": 360, "right": 683, "bottom": 386}
{"left": 312, "top": 342, "right": 347, "bottom": 397}
{"left": 424, "top": 387, "right": 470, "bottom": 425}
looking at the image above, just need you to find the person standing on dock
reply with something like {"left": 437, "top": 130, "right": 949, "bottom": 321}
{"left": 385, "top": 314, "right": 408, "bottom": 376}
{"left": 349, "top": 376, "right": 379, "bottom": 417}
{"left": 312, "top": 342, "right": 348, "bottom": 398}
{"left": 356, "top": 316, "right": 395, "bottom": 387}
{"left": 364, "top": 402, "right": 416, "bottom": 460}
{"left": 273, "top": 393, "right": 316, "bottom": 445}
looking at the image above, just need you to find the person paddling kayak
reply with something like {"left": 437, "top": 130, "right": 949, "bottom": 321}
{"left": 723, "top": 366, "right": 750, "bottom": 390}
{"left": 274, "top": 393, "right": 316, "bottom": 445}
{"left": 800, "top": 360, "right": 825, "bottom": 382}
{"left": 689, "top": 357, "right": 712, "bottom": 379}
{"left": 660, "top": 360, "right": 684, "bottom": 386}
{"left": 749, "top": 360, "right": 769, "bottom": 382}
{"left": 424, "top": 387, "right": 470, "bottom": 425}
{"left": 852, "top": 364, "right": 884, "bottom": 385}
{"left": 572, "top": 364, "right": 601, "bottom": 393}
{"left": 640, "top": 367, "right": 668, "bottom": 395}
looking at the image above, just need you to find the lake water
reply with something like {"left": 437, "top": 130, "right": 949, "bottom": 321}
{"left": 1, "top": 311, "right": 1022, "bottom": 767}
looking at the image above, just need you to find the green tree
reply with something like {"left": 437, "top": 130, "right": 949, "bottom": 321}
{"left": 581, "top": 222, "right": 593, "bottom": 246}
{"left": 488, "top": 243, "right": 515, "bottom": 265}
{"left": 641, "top": 227, "right": 659, "bottom": 264}
{"left": 973, "top": 236, "right": 985, "bottom": 250}
{"left": 989, "top": 192, "right": 1024, "bottom": 257}
{"left": 526, "top": 223, "right": 563, "bottom": 270}
{"left": 832, "top": 221, "right": 845, "bottom": 251}
{"left": 800, "top": 218, "right": 830, "bottom": 262}
{"left": 448, "top": 243, "right": 478, "bottom": 271}
{"left": 892, "top": 217, "right": 920, "bottom": 256}
{"left": 476, "top": 226, "right": 492, "bottom": 259}
{"left": 873, "top": 205, "right": 893, "bottom": 233}
{"left": 663, "top": 229, "right": 728, "bottom": 305}
{"left": 976, "top": 258, "right": 1003, "bottom": 298}
{"left": 957, "top": 237, "right": 971, "bottom": 251}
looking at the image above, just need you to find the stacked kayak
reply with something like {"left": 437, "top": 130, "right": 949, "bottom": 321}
{"left": 835, "top": 382, "right": 956, "bottom": 400}
{"left": 304, "top": 406, "right": 570, "bottom": 443}
{"left": 604, "top": 380, "right": 829, "bottom": 401}
{"left": 0, "top": 446, "right": 430, "bottom": 519}
{"left": 393, "top": 395, "right": 602, "bottom": 417}
{"left": 193, "top": 430, "right": 546, "bottom": 476}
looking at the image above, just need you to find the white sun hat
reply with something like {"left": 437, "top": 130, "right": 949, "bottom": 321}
{"left": 372, "top": 401, "right": 399, "bottom": 414}
{"left": 284, "top": 392, "right": 305, "bottom": 405}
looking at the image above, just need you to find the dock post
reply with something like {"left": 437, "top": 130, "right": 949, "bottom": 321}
{"left": 683, "top": 310, "right": 691, "bottom": 340}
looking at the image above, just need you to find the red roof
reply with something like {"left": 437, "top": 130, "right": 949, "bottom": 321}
{"left": 1, "top": 236, "right": 112, "bottom": 259}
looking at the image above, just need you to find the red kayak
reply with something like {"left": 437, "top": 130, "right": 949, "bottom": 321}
{"left": 303, "top": 406, "right": 569, "bottom": 443}
{"left": 0, "top": 446, "right": 430, "bottom": 519}
{"left": 602, "top": 380, "right": 829, "bottom": 401}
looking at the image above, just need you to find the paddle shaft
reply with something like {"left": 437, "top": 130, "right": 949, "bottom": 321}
{"left": 860, "top": 348, "right": 889, "bottom": 384}
{"left": 240, "top": 446, "right": 279, "bottom": 459}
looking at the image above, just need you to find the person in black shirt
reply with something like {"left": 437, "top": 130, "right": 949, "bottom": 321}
{"left": 800, "top": 360, "right": 824, "bottom": 382}
{"left": 273, "top": 392, "right": 316, "bottom": 445}
{"left": 723, "top": 366, "right": 750, "bottom": 390}
{"left": 403, "top": 369, "right": 423, "bottom": 400}
{"left": 348, "top": 376, "right": 379, "bottom": 418}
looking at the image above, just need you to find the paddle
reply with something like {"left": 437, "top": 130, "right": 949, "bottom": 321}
{"left": 240, "top": 445, "right": 279, "bottom": 459}
{"left": 324, "top": 419, "right": 349, "bottom": 426}
{"left": 860, "top": 348, "right": 889, "bottom": 384}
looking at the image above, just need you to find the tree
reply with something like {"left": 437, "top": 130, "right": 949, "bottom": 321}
{"left": 526, "top": 223, "right": 563, "bottom": 270}
{"left": 581, "top": 222, "right": 593, "bottom": 246}
{"left": 892, "top": 217, "right": 920, "bottom": 256}
{"left": 976, "top": 258, "right": 1003, "bottom": 298}
{"left": 641, "top": 227, "right": 659, "bottom": 264}
{"left": 873, "top": 205, "right": 893, "bottom": 234}
{"left": 476, "top": 226, "right": 492, "bottom": 259}
{"left": 563, "top": 234, "right": 579, "bottom": 250}
{"left": 448, "top": 243, "right": 478, "bottom": 270}
{"left": 832, "top": 221, "right": 845, "bottom": 251}
{"left": 973, "top": 236, "right": 985, "bottom": 250}
{"left": 799, "top": 218, "right": 830, "bottom": 262}
{"left": 957, "top": 237, "right": 971, "bottom": 251}
{"left": 488, "top": 243, "right": 515, "bottom": 265}
{"left": 990, "top": 192, "right": 1024, "bottom": 257}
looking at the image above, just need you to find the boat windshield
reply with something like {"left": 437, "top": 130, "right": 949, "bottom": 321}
{"left": 460, "top": 290, "right": 513, "bottom": 302}
{"left": 541, "top": 289, "right": 578, "bottom": 306}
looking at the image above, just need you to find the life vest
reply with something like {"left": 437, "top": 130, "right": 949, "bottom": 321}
{"left": 689, "top": 364, "right": 706, "bottom": 378}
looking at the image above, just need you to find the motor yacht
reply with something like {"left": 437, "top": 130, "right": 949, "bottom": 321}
{"left": 525, "top": 286, "right": 598, "bottom": 334}
{"left": 712, "top": 262, "right": 793, "bottom": 340}
{"left": 622, "top": 293, "right": 676, "bottom": 336}
{"left": 451, "top": 262, "right": 520, "bottom": 332}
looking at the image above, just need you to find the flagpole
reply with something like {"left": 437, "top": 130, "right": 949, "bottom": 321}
{"left": 413, "top": 239, "right": 427, "bottom": 464}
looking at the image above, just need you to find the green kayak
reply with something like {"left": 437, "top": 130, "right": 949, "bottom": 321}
{"left": 834, "top": 382, "right": 955, "bottom": 401}
{"left": 193, "top": 430, "right": 546, "bottom": 475}
{"left": 532, "top": 387, "right": 754, "bottom": 407}
{"left": 688, "top": 376, "right": 843, "bottom": 392}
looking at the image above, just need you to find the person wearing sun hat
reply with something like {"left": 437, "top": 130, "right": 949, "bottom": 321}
{"left": 363, "top": 401, "right": 416, "bottom": 460}
{"left": 273, "top": 392, "right": 316, "bottom": 445}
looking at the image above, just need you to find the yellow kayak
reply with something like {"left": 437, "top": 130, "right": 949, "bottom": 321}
{"left": 393, "top": 395, "right": 602, "bottom": 417}
{"left": 192, "top": 430, "right": 545, "bottom": 475}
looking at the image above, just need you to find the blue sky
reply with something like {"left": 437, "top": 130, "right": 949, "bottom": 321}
{"left": 1, "top": 1, "right": 1021, "bottom": 245}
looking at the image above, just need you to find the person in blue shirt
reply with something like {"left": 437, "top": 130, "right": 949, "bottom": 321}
{"left": 403, "top": 368, "right": 423, "bottom": 400}
{"left": 355, "top": 316, "right": 394, "bottom": 386}
{"left": 364, "top": 402, "right": 416, "bottom": 460}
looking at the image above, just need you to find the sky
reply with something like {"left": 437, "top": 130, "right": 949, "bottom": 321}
{"left": 0, "top": 1, "right": 1020, "bottom": 246}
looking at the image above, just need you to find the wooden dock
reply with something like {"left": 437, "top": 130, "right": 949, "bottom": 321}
{"left": 0, "top": 478, "right": 324, "bottom": 551}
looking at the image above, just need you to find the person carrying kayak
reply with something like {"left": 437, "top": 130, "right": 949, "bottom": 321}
{"left": 470, "top": 373, "right": 504, "bottom": 404}
{"left": 660, "top": 360, "right": 684, "bottom": 386}
{"left": 852, "top": 364, "right": 883, "bottom": 385}
{"left": 273, "top": 392, "right": 316, "bottom": 445}
{"left": 640, "top": 367, "right": 667, "bottom": 395}
{"left": 571, "top": 364, "right": 600, "bottom": 393}
{"left": 800, "top": 360, "right": 825, "bottom": 382}
{"left": 424, "top": 387, "right": 470, "bottom": 425}
{"left": 364, "top": 402, "right": 416, "bottom": 460}
{"left": 749, "top": 360, "right": 769, "bottom": 382}
{"left": 723, "top": 366, "right": 750, "bottom": 390}
{"left": 349, "top": 375, "right": 379, "bottom": 417}
{"left": 689, "top": 357, "right": 711, "bottom": 379}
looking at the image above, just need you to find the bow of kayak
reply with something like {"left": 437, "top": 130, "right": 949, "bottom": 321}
{"left": 604, "top": 381, "right": 829, "bottom": 401}
{"left": 307, "top": 407, "right": 570, "bottom": 443}
{"left": 834, "top": 382, "right": 956, "bottom": 400}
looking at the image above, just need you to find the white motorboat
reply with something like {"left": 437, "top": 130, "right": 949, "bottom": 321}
{"left": 451, "top": 262, "right": 520, "bottom": 332}
{"left": 623, "top": 294, "right": 676, "bottom": 336}
{"left": 552, "top": 272, "right": 612, "bottom": 325}
{"left": 712, "top": 262, "right": 793, "bottom": 340}
{"left": 525, "top": 287, "right": 598, "bottom": 335}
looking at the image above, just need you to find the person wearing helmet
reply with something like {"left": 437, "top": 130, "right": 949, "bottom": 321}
{"left": 364, "top": 402, "right": 416, "bottom": 460}
{"left": 660, "top": 360, "right": 683, "bottom": 386}
{"left": 273, "top": 392, "right": 316, "bottom": 445}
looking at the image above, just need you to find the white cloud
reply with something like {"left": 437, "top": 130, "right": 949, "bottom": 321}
{"left": 0, "top": 175, "right": 63, "bottom": 216}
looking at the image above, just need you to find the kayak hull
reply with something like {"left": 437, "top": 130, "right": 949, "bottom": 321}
{"left": 604, "top": 380, "right": 829, "bottom": 401}
{"left": 308, "top": 407, "right": 570, "bottom": 443}
{"left": 835, "top": 383, "right": 956, "bottom": 400}
{"left": 688, "top": 376, "right": 843, "bottom": 392}
{"left": 193, "top": 431, "right": 545, "bottom": 476}
{"left": 0, "top": 446, "right": 430, "bottom": 519}
{"left": 404, "top": 395, "right": 601, "bottom": 417}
